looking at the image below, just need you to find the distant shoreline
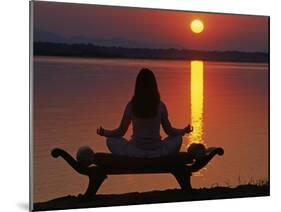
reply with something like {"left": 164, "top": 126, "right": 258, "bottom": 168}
{"left": 33, "top": 55, "right": 269, "bottom": 66}
{"left": 34, "top": 42, "right": 269, "bottom": 63}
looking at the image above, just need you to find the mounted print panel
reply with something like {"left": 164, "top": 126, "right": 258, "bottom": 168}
{"left": 30, "top": 1, "right": 269, "bottom": 211}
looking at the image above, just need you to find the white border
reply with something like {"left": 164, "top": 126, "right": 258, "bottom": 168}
{"left": 1, "top": 0, "right": 280, "bottom": 212}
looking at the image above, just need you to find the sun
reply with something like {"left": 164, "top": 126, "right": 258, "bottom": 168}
{"left": 190, "top": 19, "right": 204, "bottom": 34}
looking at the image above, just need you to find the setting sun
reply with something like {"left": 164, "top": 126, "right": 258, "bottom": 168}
{"left": 190, "top": 19, "right": 204, "bottom": 33}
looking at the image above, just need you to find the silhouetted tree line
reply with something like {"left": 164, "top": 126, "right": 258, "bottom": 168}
{"left": 34, "top": 42, "right": 268, "bottom": 63}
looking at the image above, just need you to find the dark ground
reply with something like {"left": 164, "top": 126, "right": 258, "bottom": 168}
{"left": 33, "top": 183, "right": 269, "bottom": 211}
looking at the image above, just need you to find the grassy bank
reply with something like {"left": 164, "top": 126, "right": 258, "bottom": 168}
{"left": 34, "top": 182, "right": 269, "bottom": 211}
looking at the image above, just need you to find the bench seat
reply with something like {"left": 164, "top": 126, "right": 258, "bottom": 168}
{"left": 51, "top": 147, "right": 224, "bottom": 200}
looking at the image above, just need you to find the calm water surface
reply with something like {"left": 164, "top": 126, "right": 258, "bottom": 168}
{"left": 33, "top": 56, "right": 268, "bottom": 202}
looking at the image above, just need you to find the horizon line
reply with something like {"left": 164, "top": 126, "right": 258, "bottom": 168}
{"left": 34, "top": 41, "right": 269, "bottom": 54}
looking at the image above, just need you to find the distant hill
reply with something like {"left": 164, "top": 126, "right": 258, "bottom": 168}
{"left": 33, "top": 30, "right": 181, "bottom": 49}
{"left": 33, "top": 42, "right": 269, "bottom": 63}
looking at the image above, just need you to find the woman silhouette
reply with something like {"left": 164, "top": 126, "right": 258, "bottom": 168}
{"left": 97, "top": 68, "right": 193, "bottom": 157}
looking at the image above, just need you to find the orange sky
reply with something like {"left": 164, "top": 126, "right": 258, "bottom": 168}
{"left": 33, "top": 1, "right": 269, "bottom": 52}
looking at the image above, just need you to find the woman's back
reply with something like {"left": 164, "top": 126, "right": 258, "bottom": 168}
{"left": 131, "top": 101, "right": 162, "bottom": 150}
{"left": 99, "top": 68, "right": 192, "bottom": 157}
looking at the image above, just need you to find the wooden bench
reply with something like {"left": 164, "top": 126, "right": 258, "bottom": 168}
{"left": 51, "top": 146, "right": 224, "bottom": 200}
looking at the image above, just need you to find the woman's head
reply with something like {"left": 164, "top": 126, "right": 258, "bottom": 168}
{"left": 131, "top": 68, "right": 160, "bottom": 118}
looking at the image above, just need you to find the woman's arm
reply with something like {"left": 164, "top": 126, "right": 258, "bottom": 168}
{"left": 102, "top": 103, "right": 132, "bottom": 138}
{"left": 161, "top": 102, "right": 192, "bottom": 136}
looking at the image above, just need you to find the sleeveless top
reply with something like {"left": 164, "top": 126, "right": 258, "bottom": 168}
{"left": 103, "top": 101, "right": 185, "bottom": 150}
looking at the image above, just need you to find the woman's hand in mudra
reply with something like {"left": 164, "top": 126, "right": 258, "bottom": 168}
{"left": 96, "top": 126, "right": 105, "bottom": 136}
{"left": 184, "top": 124, "right": 193, "bottom": 134}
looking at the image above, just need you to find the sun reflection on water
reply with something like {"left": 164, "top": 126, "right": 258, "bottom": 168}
{"left": 189, "top": 60, "right": 204, "bottom": 144}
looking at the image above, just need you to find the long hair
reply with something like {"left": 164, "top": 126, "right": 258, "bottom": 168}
{"left": 131, "top": 68, "right": 160, "bottom": 118}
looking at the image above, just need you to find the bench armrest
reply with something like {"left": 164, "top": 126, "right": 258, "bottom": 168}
{"left": 51, "top": 148, "right": 89, "bottom": 175}
{"left": 189, "top": 147, "right": 224, "bottom": 172}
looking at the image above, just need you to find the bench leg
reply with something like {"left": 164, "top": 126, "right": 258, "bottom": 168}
{"left": 172, "top": 171, "right": 192, "bottom": 191}
{"left": 82, "top": 172, "right": 107, "bottom": 200}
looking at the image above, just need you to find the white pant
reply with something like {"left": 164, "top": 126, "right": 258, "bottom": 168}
{"left": 106, "top": 136, "right": 183, "bottom": 158}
